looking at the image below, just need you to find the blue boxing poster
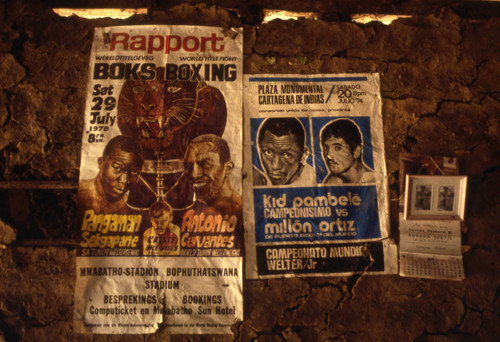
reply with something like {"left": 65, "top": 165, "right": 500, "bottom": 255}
{"left": 243, "top": 74, "right": 397, "bottom": 278}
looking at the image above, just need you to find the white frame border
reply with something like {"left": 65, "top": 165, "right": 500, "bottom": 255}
{"left": 404, "top": 175, "right": 467, "bottom": 220}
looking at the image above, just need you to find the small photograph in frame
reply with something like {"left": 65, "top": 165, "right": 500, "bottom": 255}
{"left": 414, "top": 184, "right": 432, "bottom": 211}
{"left": 404, "top": 175, "right": 467, "bottom": 220}
{"left": 437, "top": 185, "right": 455, "bottom": 212}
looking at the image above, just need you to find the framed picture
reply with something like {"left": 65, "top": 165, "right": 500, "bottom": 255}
{"left": 404, "top": 175, "right": 467, "bottom": 220}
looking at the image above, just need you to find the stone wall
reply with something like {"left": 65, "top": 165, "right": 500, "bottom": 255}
{"left": 0, "top": 0, "right": 498, "bottom": 341}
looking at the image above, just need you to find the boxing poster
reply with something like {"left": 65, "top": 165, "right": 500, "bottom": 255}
{"left": 243, "top": 74, "right": 397, "bottom": 278}
{"left": 74, "top": 26, "right": 243, "bottom": 334}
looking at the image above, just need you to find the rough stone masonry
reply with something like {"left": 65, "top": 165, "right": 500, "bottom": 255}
{"left": 0, "top": 0, "right": 498, "bottom": 341}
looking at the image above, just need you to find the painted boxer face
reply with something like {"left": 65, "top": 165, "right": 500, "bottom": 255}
{"left": 259, "top": 131, "right": 303, "bottom": 185}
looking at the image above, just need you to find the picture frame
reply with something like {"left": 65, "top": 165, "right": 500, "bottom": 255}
{"left": 404, "top": 175, "right": 467, "bottom": 220}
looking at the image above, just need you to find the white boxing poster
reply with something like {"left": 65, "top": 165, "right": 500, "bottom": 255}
{"left": 74, "top": 25, "right": 243, "bottom": 334}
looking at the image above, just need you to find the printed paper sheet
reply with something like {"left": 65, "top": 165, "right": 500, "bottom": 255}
{"left": 74, "top": 25, "right": 243, "bottom": 334}
{"left": 243, "top": 74, "right": 397, "bottom": 278}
